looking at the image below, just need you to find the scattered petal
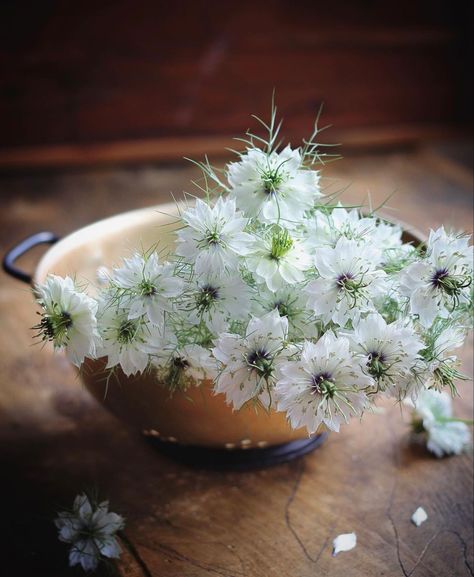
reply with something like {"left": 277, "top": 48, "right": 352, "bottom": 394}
{"left": 411, "top": 507, "right": 428, "bottom": 527}
{"left": 332, "top": 532, "right": 357, "bottom": 556}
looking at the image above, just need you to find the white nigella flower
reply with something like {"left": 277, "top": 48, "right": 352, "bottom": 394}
{"left": 345, "top": 313, "right": 423, "bottom": 399}
{"left": 421, "top": 321, "right": 467, "bottom": 393}
{"left": 112, "top": 253, "right": 183, "bottom": 326}
{"left": 399, "top": 227, "right": 473, "bottom": 327}
{"left": 152, "top": 329, "right": 217, "bottom": 390}
{"left": 227, "top": 145, "right": 321, "bottom": 225}
{"left": 213, "top": 309, "right": 289, "bottom": 409}
{"left": 305, "top": 237, "right": 387, "bottom": 327}
{"left": 187, "top": 272, "right": 252, "bottom": 326}
{"left": 410, "top": 388, "right": 472, "bottom": 457}
{"left": 253, "top": 284, "right": 319, "bottom": 340}
{"left": 176, "top": 197, "right": 253, "bottom": 275}
{"left": 246, "top": 227, "right": 311, "bottom": 292}
{"left": 34, "top": 275, "right": 100, "bottom": 367}
{"left": 55, "top": 493, "right": 124, "bottom": 572}
{"left": 276, "top": 332, "right": 372, "bottom": 434}
{"left": 304, "top": 206, "right": 378, "bottom": 251}
{"left": 97, "top": 301, "right": 158, "bottom": 376}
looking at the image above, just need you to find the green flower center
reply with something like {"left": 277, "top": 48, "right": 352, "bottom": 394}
{"left": 261, "top": 168, "right": 284, "bottom": 196}
{"left": 205, "top": 229, "right": 223, "bottom": 246}
{"left": 270, "top": 229, "right": 293, "bottom": 261}
{"left": 311, "top": 373, "right": 336, "bottom": 398}
{"left": 117, "top": 319, "right": 138, "bottom": 344}
{"left": 196, "top": 285, "right": 219, "bottom": 311}
{"left": 139, "top": 279, "right": 157, "bottom": 297}
{"left": 247, "top": 348, "right": 273, "bottom": 379}
{"left": 368, "top": 351, "right": 387, "bottom": 379}
{"left": 431, "top": 268, "right": 471, "bottom": 297}
{"left": 37, "top": 309, "right": 72, "bottom": 345}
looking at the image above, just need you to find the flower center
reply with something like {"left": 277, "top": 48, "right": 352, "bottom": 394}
{"left": 139, "top": 279, "right": 157, "bottom": 297}
{"left": 159, "top": 355, "right": 193, "bottom": 391}
{"left": 311, "top": 372, "right": 336, "bottom": 397}
{"left": 172, "top": 356, "right": 189, "bottom": 369}
{"left": 367, "top": 351, "right": 387, "bottom": 379}
{"left": 204, "top": 228, "right": 223, "bottom": 247}
{"left": 246, "top": 348, "right": 273, "bottom": 379}
{"left": 117, "top": 319, "right": 137, "bottom": 344}
{"left": 37, "top": 310, "right": 72, "bottom": 344}
{"left": 261, "top": 168, "right": 284, "bottom": 196}
{"left": 430, "top": 268, "right": 471, "bottom": 296}
{"left": 270, "top": 229, "right": 293, "bottom": 261}
{"left": 196, "top": 285, "right": 220, "bottom": 311}
{"left": 337, "top": 272, "right": 367, "bottom": 296}
{"left": 274, "top": 300, "right": 290, "bottom": 317}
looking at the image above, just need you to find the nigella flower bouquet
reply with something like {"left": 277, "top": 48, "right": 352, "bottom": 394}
{"left": 33, "top": 106, "right": 473, "bottom": 436}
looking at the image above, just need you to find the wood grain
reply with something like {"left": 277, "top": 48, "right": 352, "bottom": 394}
{"left": 0, "top": 124, "right": 468, "bottom": 171}
{"left": 0, "top": 144, "right": 472, "bottom": 576}
{"left": 0, "top": 0, "right": 471, "bottom": 151}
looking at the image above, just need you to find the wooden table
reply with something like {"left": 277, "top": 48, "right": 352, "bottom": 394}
{"left": 0, "top": 143, "right": 472, "bottom": 576}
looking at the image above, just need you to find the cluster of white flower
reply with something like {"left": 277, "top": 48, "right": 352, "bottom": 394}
{"left": 33, "top": 110, "right": 473, "bottom": 436}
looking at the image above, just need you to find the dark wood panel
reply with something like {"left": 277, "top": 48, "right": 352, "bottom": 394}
{"left": 0, "top": 0, "right": 472, "bottom": 152}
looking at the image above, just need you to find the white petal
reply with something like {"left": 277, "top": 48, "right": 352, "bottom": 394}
{"left": 411, "top": 507, "right": 428, "bottom": 527}
{"left": 332, "top": 532, "right": 357, "bottom": 556}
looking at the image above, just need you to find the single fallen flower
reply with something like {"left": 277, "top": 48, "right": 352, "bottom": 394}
{"left": 408, "top": 389, "right": 472, "bottom": 458}
{"left": 332, "top": 532, "right": 357, "bottom": 556}
{"left": 55, "top": 493, "right": 125, "bottom": 572}
{"left": 411, "top": 507, "right": 428, "bottom": 527}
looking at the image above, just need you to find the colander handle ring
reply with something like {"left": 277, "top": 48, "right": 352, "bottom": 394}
{"left": 2, "top": 231, "right": 59, "bottom": 284}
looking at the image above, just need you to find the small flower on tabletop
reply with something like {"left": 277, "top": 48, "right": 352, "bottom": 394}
{"left": 213, "top": 309, "right": 289, "bottom": 410}
{"left": 55, "top": 493, "right": 125, "bottom": 572}
{"left": 227, "top": 145, "right": 321, "bottom": 225}
{"left": 399, "top": 227, "right": 473, "bottom": 327}
{"left": 276, "top": 332, "right": 372, "bottom": 434}
{"left": 34, "top": 275, "right": 100, "bottom": 367}
{"left": 176, "top": 197, "right": 253, "bottom": 275}
{"left": 408, "top": 388, "right": 472, "bottom": 458}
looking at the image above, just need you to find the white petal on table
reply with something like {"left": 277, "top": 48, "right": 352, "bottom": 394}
{"left": 332, "top": 532, "right": 357, "bottom": 556}
{"left": 411, "top": 507, "right": 428, "bottom": 527}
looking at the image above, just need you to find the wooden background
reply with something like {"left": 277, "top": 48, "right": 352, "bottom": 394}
{"left": 0, "top": 0, "right": 472, "bottom": 168}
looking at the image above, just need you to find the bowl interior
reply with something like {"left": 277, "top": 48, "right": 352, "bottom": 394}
{"left": 35, "top": 202, "right": 181, "bottom": 285}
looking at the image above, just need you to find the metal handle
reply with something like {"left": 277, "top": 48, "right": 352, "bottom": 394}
{"left": 3, "top": 232, "right": 59, "bottom": 284}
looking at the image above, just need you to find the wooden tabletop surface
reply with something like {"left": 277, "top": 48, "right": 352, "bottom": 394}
{"left": 0, "top": 143, "right": 472, "bottom": 576}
